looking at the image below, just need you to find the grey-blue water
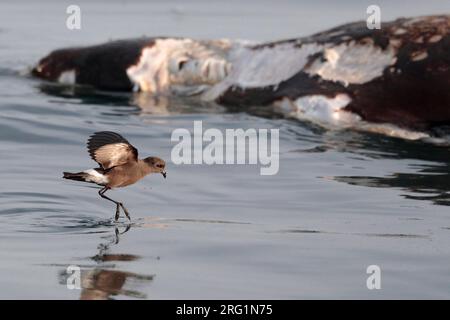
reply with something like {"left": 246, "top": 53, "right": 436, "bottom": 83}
{"left": 1, "top": 0, "right": 450, "bottom": 299}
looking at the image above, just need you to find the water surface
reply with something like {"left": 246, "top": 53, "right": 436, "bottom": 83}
{"left": 1, "top": 0, "right": 450, "bottom": 299}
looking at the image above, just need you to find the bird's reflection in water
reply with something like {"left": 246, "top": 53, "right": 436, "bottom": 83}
{"left": 79, "top": 225, "right": 154, "bottom": 300}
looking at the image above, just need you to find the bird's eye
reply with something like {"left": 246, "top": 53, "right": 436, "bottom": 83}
{"left": 157, "top": 164, "right": 163, "bottom": 168}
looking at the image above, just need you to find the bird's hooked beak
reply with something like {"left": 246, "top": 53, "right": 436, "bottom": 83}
{"left": 161, "top": 171, "right": 167, "bottom": 179}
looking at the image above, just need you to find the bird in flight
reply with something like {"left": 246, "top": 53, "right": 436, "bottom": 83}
{"left": 63, "top": 131, "right": 167, "bottom": 221}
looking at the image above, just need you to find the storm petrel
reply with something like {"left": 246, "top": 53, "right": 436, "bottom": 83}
{"left": 63, "top": 131, "right": 167, "bottom": 221}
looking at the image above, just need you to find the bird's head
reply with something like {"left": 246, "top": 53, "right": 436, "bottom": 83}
{"left": 144, "top": 156, "right": 167, "bottom": 178}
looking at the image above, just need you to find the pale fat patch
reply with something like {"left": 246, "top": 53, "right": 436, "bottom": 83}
{"left": 203, "top": 42, "right": 324, "bottom": 101}
{"left": 305, "top": 41, "right": 397, "bottom": 86}
{"left": 279, "top": 94, "right": 429, "bottom": 140}
{"left": 225, "top": 42, "right": 324, "bottom": 88}
{"left": 204, "top": 40, "right": 397, "bottom": 101}
{"left": 58, "top": 70, "right": 76, "bottom": 84}
{"left": 84, "top": 169, "right": 109, "bottom": 185}
{"left": 126, "top": 38, "right": 234, "bottom": 95}
{"left": 356, "top": 123, "right": 429, "bottom": 140}
{"left": 293, "top": 94, "right": 359, "bottom": 127}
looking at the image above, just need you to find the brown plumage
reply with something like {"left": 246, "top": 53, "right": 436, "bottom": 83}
{"left": 63, "top": 131, "right": 167, "bottom": 221}
{"left": 87, "top": 131, "right": 138, "bottom": 170}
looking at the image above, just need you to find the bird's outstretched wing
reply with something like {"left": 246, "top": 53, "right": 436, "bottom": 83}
{"left": 87, "top": 131, "right": 138, "bottom": 170}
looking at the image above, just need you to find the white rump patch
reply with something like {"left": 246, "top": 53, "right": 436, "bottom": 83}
{"left": 84, "top": 169, "right": 109, "bottom": 185}
{"left": 305, "top": 41, "right": 397, "bottom": 86}
{"left": 126, "top": 38, "right": 235, "bottom": 95}
{"left": 58, "top": 70, "right": 76, "bottom": 84}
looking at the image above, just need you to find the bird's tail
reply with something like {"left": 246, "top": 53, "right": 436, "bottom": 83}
{"left": 63, "top": 171, "right": 89, "bottom": 182}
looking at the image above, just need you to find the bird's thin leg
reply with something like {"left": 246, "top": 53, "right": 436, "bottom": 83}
{"left": 98, "top": 187, "right": 121, "bottom": 221}
{"left": 119, "top": 203, "right": 131, "bottom": 221}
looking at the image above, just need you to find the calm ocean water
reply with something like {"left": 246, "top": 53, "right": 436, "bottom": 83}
{"left": 1, "top": 0, "right": 450, "bottom": 299}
